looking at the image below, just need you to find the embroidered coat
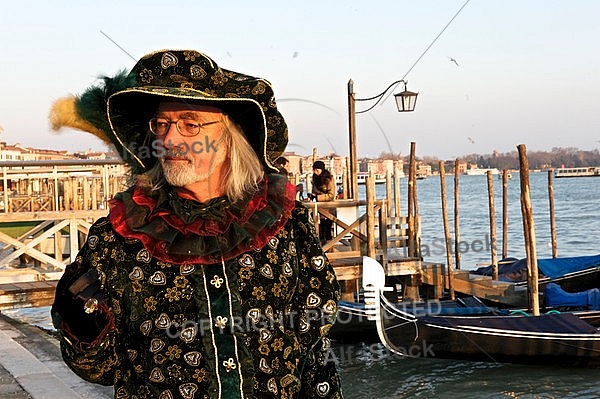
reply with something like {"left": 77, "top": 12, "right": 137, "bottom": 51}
{"left": 52, "top": 176, "right": 342, "bottom": 399}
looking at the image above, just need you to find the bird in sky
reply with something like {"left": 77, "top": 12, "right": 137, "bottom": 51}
{"left": 448, "top": 56, "right": 459, "bottom": 67}
{"left": 467, "top": 136, "right": 475, "bottom": 144}
{"left": 293, "top": 52, "right": 298, "bottom": 58}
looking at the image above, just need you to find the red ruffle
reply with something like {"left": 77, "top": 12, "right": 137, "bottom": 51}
{"left": 109, "top": 177, "right": 297, "bottom": 264}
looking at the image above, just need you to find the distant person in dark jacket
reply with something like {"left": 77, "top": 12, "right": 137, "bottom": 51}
{"left": 311, "top": 161, "right": 336, "bottom": 241}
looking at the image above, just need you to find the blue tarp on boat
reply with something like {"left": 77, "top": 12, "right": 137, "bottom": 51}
{"left": 538, "top": 254, "right": 600, "bottom": 279}
{"left": 545, "top": 282, "right": 600, "bottom": 310}
{"left": 474, "top": 254, "right": 600, "bottom": 281}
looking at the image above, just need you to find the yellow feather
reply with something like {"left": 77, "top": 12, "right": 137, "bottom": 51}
{"left": 49, "top": 96, "right": 110, "bottom": 143}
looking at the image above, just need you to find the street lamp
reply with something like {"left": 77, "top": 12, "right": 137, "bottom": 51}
{"left": 347, "top": 79, "right": 418, "bottom": 200}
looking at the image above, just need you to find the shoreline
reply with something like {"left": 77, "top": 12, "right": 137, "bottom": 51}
{"left": 0, "top": 311, "right": 113, "bottom": 398}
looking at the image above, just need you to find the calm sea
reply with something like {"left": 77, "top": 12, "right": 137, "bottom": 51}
{"left": 5, "top": 171, "right": 600, "bottom": 398}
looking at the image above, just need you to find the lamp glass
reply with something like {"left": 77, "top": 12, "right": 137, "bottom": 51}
{"left": 394, "top": 90, "right": 418, "bottom": 112}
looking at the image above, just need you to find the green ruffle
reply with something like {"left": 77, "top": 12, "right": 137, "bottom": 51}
{"left": 109, "top": 173, "right": 296, "bottom": 264}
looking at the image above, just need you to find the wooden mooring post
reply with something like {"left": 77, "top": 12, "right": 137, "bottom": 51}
{"left": 487, "top": 170, "right": 498, "bottom": 280}
{"left": 439, "top": 161, "right": 455, "bottom": 299}
{"left": 517, "top": 144, "right": 540, "bottom": 316}
{"left": 502, "top": 169, "right": 509, "bottom": 259}
{"left": 548, "top": 169, "right": 558, "bottom": 258}
{"left": 453, "top": 159, "right": 461, "bottom": 270}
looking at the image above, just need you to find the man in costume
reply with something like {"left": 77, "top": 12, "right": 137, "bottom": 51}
{"left": 50, "top": 49, "right": 342, "bottom": 399}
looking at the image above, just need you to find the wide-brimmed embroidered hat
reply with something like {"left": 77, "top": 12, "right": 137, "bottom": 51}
{"left": 50, "top": 49, "right": 288, "bottom": 173}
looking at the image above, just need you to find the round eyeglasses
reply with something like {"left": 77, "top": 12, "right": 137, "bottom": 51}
{"left": 148, "top": 118, "right": 220, "bottom": 137}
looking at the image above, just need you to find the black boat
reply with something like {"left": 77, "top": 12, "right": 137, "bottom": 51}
{"left": 363, "top": 256, "right": 600, "bottom": 367}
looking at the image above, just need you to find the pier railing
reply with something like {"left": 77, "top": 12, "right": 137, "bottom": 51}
{"left": 0, "top": 160, "right": 127, "bottom": 274}
{"left": 1, "top": 159, "right": 128, "bottom": 213}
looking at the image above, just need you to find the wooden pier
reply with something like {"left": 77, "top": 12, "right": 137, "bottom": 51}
{"left": 0, "top": 160, "right": 128, "bottom": 310}
{"left": 0, "top": 159, "right": 442, "bottom": 310}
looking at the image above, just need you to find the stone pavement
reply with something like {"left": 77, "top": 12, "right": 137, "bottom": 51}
{"left": 0, "top": 363, "right": 30, "bottom": 399}
{"left": 0, "top": 312, "right": 113, "bottom": 399}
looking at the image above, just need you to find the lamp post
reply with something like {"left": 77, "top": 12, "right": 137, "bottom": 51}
{"left": 347, "top": 79, "right": 418, "bottom": 200}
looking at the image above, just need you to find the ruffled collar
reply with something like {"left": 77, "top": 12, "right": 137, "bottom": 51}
{"left": 109, "top": 174, "right": 296, "bottom": 264}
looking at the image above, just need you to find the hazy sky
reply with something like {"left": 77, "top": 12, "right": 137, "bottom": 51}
{"left": 1, "top": 1, "right": 599, "bottom": 159}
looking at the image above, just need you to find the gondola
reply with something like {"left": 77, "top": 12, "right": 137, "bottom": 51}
{"left": 363, "top": 256, "right": 600, "bottom": 367}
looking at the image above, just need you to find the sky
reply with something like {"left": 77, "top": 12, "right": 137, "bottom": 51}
{"left": 1, "top": 0, "right": 599, "bottom": 160}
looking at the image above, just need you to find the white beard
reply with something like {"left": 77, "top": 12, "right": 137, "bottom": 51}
{"left": 159, "top": 155, "right": 221, "bottom": 187}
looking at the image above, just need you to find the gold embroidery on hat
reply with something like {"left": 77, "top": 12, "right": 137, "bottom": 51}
{"left": 183, "top": 50, "right": 201, "bottom": 61}
{"left": 170, "top": 74, "right": 188, "bottom": 83}
{"left": 252, "top": 81, "right": 267, "bottom": 95}
{"left": 211, "top": 70, "right": 228, "bottom": 86}
{"left": 139, "top": 68, "right": 154, "bottom": 83}
{"left": 190, "top": 65, "right": 206, "bottom": 80}
{"left": 161, "top": 52, "right": 178, "bottom": 69}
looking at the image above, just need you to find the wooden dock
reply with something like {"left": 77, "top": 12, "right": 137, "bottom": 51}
{"left": 0, "top": 280, "right": 58, "bottom": 311}
{"left": 0, "top": 160, "right": 128, "bottom": 309}
{"left": 0, "top": 160, "right": 441, "bottom": 310}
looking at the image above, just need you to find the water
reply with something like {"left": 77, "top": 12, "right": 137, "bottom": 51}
{"left": 371, "top": 172, "right": 600, "bottom": 269}
{"left": 7, "top": 172, "right": 600, "bottom": 397}
{"left": 341, "top": 172, "right": 600, "bottom": 398}
{"left": 336, "top": 346, "right": 600, "bottom": 398}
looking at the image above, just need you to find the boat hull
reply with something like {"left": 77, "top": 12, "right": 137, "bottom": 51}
{"left": 380, "top": 302, "right": 600, "bottom": 367}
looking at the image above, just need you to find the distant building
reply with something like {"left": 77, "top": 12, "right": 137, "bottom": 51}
{"left": 74, "top": 150, "right": 108, "bottom": 160}
{"left": 0, "top": 142, "right": 112, "bottom": 162}
{"left": 0, "top": 142, "right": 73, "bottom": 161}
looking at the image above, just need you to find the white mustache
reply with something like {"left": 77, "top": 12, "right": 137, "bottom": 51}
{"left": 162, "top": 147, "right": 194, "bottom": 161}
